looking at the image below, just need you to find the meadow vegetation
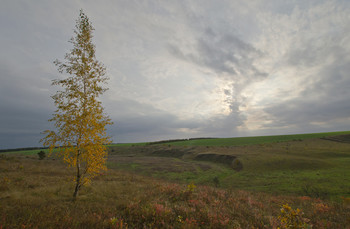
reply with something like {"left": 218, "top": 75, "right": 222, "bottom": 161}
{"left": 108, "top": 133, "right": 350, "bottom": 200}
{"left": 1, "top": 132, "right": 350, "bottom": 228}
{"left": 145, "top": 131, "right": 350, "bottom": 147}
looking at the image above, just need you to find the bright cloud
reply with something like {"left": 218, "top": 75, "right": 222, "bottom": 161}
{"left": 1, "top": 0, "right": 350, "bottom": 148}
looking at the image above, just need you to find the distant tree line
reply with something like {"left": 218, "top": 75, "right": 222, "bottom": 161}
{"left": 148, "top": 137, "right": 217, "bottom": 145}
{"left": 0, "top": 147, "right": 48, "bottom": 153}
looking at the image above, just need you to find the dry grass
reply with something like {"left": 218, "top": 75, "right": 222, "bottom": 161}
{"left": 1, "top": 153, "right": 349, "bottom": 228}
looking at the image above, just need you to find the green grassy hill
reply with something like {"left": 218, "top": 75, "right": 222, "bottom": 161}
{"left": 3, "top": 131, "right": 350, "bottom": 199}
{"left": 146, "top": 130, "right": 350, "bottom": 146}
{"left": 1, "top": 131, "right": 350, "bottom": 227}
{"left": 107, "top": 134, "right": 350, "bottom": 200}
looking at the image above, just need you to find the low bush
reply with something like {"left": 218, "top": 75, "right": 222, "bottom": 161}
{"left": 231, "top": 158, "right": 243, "bottom": 171}
{"left": 278, "top": 204, "right": 310, "bottom": 229}
{"left": 37, "top": 150, "right": 46, "bottom": 160}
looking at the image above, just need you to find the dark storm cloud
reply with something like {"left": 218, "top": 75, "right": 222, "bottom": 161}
{"left": 0, "top": 63, "right": 54, "bottom": 149}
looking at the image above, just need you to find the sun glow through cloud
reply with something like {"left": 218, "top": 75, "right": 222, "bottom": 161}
{"left": 1, "top": 0, "right": 350, "bottom": 147}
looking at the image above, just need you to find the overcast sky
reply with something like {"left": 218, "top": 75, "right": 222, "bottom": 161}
{"left": 1, "top": 0, "right": 350, "bottom": 149}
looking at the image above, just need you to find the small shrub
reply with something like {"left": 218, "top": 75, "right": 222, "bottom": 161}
{"left": 38, "top": 151, "right": 46, "bottom": 160}
{"left": 231, "top": 158, "right": 243, "bottom": 171}
{"left": 186, "top": 183, "right": 196, "bottom": 193}
{"left": 278, "top": 204, "right": 310, "bottom": 229}
{"left": 182, "top": 183, "right": 196, "bottom": 200}
{"left": 109, "top": 217, "right": 127, "bottom": 228}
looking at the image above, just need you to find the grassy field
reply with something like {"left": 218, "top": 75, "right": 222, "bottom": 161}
{"left": 1, "top": 131, "right": 350, "bottom": 228}
{"left": 148, "top": 131, "right": 350, "bottom": 146}
{"left": 108, "top": 135, "right": 350, "bottom": 200}
{"left": 1, "top": 153, "right": 349, "bottom": 228}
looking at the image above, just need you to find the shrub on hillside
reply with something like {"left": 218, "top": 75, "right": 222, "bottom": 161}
{"left": 37, "top": 151, "right": 46, "bottom": 160}
{"left": 231, "top": 158, "right": 243, "bottom": 171}
{"left": 278, "top": 204, "right": 310, "bottom": 229}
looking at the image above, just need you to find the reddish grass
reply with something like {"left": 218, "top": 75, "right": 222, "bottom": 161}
{"left": 0, "top": 154, "right": 349, "bottom": 228}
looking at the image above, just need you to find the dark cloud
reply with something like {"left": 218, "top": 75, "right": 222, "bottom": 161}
{"left": 0, "top": 133, "right": 43, "bottom": 150}
{"left": 169, "top": 28, "right": 266, "bottom": 78}
{"left": 105, "top": 98, "right": 203, "bottom": 143}
{"left": 0, "top": 63, "right": 53, "bottom": 149}
{"left": 105, "top": 97, "right": 249, "bottom": 143}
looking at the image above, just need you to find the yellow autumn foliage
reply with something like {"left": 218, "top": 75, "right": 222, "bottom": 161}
{"left": 41, "top": 9, "right": 112, "bottom": 199}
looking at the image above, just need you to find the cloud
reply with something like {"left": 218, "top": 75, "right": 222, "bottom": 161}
{"left": 169, "top": 28, "right": 265, "bottom": 77}
{"left": 0, "top": 62, "right": 54, "bottom": 148}
{"left": 251, "top": 0, "right": 350, "bottom": 133}
{"left": 263, "top": 53, "right": 350, "bottom": 130}
{"left": 104, "top": 98, "right": 204, "bottom": 143}
{"left": 1, "top": 0, "right": 350, "bottom": 148}
{"left": 168, "top": 23, "right": 267, "bottom": 134}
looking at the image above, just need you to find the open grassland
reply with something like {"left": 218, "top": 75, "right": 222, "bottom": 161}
{"left": 4, "top": 130, "right": 350, "bottom": 153}
{"left": 145, "top": 131, "right": 350, "bottom": 147}
{"left": 1, "top": 131, "right": 350, "bottom": 228}
{"left": 1, "top": 154, "right": 349, "bottom": 228}
{"left": 108, "top": 135, "right": 350, "bottom": 200}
